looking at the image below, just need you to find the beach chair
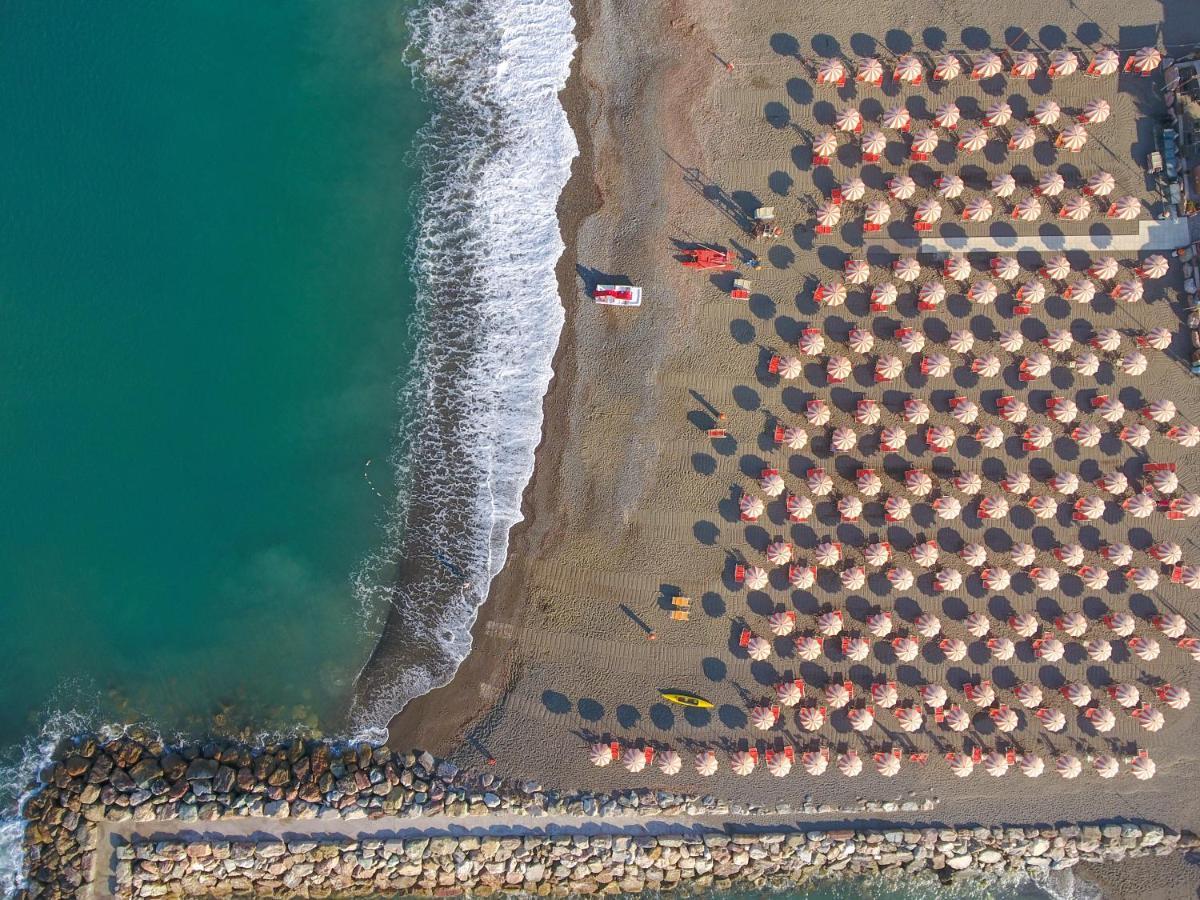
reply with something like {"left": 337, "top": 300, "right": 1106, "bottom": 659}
{"left": 793, "top": 676, "right": 805, "bottom": 695}
{"left": 771, "top": 706, "right": 781, "bottom": 722}
{"left": 1013, "top": 304, "right": 1032, "bottom": 316}
{"left": 765, "top": 748, "right": 775, "bottom": 766}
{"left": 644, "top": 747, "right": 655, "bottom": 765}
{"left": 1180, "top": 638, "right": 1200, "bottom": 651}
{"left": 762, "top": 468, "right": 779, "bottom": 478}
{"left": 1143, "top": 462, "right": 1176, "bottom": 473}
{"left": 1022, "top": 441, "right": 1039, "bottom": 452}
{"left": 843, "top": 680, "right": 855, "bottom": 698}
{"left": 915, "top": 221, "right": 933, "bottom": 232}
{"left": 934, "top": 706, "right": 945, "bottom": 724}
{"left": 739, "top": 628, "right": 751, "bottom": 648}
{"left": 910, "top": 752, "right": 928, "bottom": 764}
{"left": 749, "top": 746, "right": 760, "bottom": 762}
{"left": 784, "top": 746, "right": 795, "bottom": 763}
{"left": 773, "top": 423, "right": 785, "bottom": 445}
{"left": 734, "top": 564, "right": 746, "bottom": 582}
{"left": 1172, "top": 565, "right": 1184, "bottom": 584}
{"left": 863, "top": 222, "right": 882, "bottom": 233}
{"left": 862, "top": 152, "right": 880, "bottom": 165}
{"left": 815, "top": 224, "right": 833, "bottom": 235}
{"left": 971, "top": 746, "right": 982, "bottom": 764}
{"left": 670, "top": 610, "right": 689, "bottom": 621}
{"left": 831, "top": 188, "right": 844, "bottom": 205}
{"left": 841, "top": 636, "right": 852, "bottom": 655}
{"left": 610, "top": 741, "right": 620, "bottom": 759}
{"left": 910, "top": 151, "right": 929, "bottom": 162}
{"left": 707, "top": 428, "right": 726, "bottom": 438}
{"left": 1005, "top": 747, "right": 1016, "bottom": 764}
{"left": 730, "top": 288, "right": 750, "bottom": 300}
{"left": 813, "top": 154, "right": 831, "bottom": 167}
{"left": 768, "top": 354, "right": 781, "bottom": 375}
{"left": 672, "top": 596, "right": 690, "bottom": 608}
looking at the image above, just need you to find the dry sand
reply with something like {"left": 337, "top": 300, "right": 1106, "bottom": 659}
{"left": 387, "top": 0, "right": 1200, "bottom": 894}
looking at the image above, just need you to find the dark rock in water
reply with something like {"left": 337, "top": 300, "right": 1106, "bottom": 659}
{"left": 63, "top": 757, "right": 89, "bottom": 778}
{"left": 310, "top": 745, "right": 330, "bottom": 777}
{"left": 292, "top": 756, "right": 310, "bottom": 781}
{"left": 87, "top": 754, "right": 113, "bottom": 784}
{"left": 185, "top": 759, "right": 219, "bottom": 781}
{"left": 128, "top": 760, "right": 162, "bottom": 789}
{"left": 236, "top": 767, "right": 256, "bottom": 791}
{"left": 159, "top": 753, "right": 187, "bottom": 781}
{"left": 267, "top": 767, "right": 291, "bottom": 787}
{"left": 252, "top": 757, "right": 274, "bottom": 781}
{"left": 214, "top": 766, "right": 236, "bottom": 794}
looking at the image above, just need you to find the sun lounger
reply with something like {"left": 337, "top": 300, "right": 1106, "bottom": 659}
{"left": 971, "top": 746, "right": 982, "bottom": 763}
{"left": 768, "top": 354, "right": 781, "bottom": 375}
{"left": 910, "top": 752, "right": 928, "bottom": 764}
{"left": 749, "top": 747, "right": 760, "bottom": 762}
{"left": 671, "top": 596, "right": 691, "bottom": 608}
{"left": 910, "top": 151, "right": 929, "bottom": 162}
{"left": 707, "top": 428, "right": 726, "bottom": 438}
{"left": 831, "top": 188, "right": 843, "bottom": 205}
{"left": 773, "top": 423, "right": 785, "bottom": 444}
{"left": 762, "top": 468, "right": 778, "bottom": 478}
{"left": 734, "top": 563, "right": 745, "bottom": 582}
{"left": 862, "top": 152, "right": 879, "bottom": 164}
{"left": 670, "top": 610, "right": 689, "bottom": 621}
{"left": 739, "top": 628, "right": 751, "bottom": 648}
{"left": 863, "top": 222, "right": 882, "bottom": 233}
{"left": 1013, "top": 304, "right": 1032, "bottom": 315}
{"left": 914, "top": 221, "right": 933, "bottom": 232}
{"left": 1143, "top": 462, "right": 1176, "bottom": 473}
{"left": 644, "top": 747, "right": 655, "bottom": 764}
{"left": 1005, "top": 747, "right": 1016, "bottom": 764}
{"left": 784, "top": 746, "right": 795, "bottom": 763}
{"left": 1172, "top": 566, "right": 1184, "bottom": 584}
{"left": 934, "top": 707, "right": 945, "bottom": 723}
{"left": 812, "top": 155, "right": 831, "bottom": 167}
{"left": 610, "top": 741, "right": 620, "bottom": 759}
{"left": 730, "top": 288, "right": 750, "bottom": 300}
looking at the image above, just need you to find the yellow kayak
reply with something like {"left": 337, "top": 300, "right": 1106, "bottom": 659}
{"left": 660, "top": 691, "right": 714, "bottom": 709}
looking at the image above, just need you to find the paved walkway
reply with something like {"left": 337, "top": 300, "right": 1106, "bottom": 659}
{"left": 871, "top": 216, "right": 1193, "bottom": 255}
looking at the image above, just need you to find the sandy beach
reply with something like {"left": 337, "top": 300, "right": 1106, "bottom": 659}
{"left": 385, "top": 0, "right": 1200, "bottom": 894}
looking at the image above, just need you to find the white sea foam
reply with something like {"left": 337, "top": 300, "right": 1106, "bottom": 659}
{"left": 351, "top": 0, "right": 578, "bottom": 727}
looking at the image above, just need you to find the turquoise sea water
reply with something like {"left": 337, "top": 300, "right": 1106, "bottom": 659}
{"left": 0, "top": 1, "right": 422, "bottom": 744}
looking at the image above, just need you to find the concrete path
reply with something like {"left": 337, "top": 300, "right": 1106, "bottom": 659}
{"left": 869, "top": 216, "right": 1192, "bottom": 254}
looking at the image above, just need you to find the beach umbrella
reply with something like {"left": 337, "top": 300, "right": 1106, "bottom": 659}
{"left": 1016, "top": 279, "right": 1046, "bottom": 305}
{"left": 1119, "top": 351, "right": 1148, "bottom": 376}
{"left": 991, "top": 255, "right": 1020, "bottom": 280}
{"left": 1104, "top": 612, "right": 1136, "bottom": 637}
{"left": 730, "top": 750, "right": 756, "bottom": 776}
{"left": 739, "top": 494, "right": 765, "bottom": 520}
{"left": 848, "top": 327, "right": 875, "bottom": 355}
{"left": 946, "top": 752, "right": 974, "bottom": 777}
{"left": 1008, "top": 124, "right": 1036, "bottom": 151}
{"left": 831, "top": 425, "right": 858, "bottom": 452}
{"left": 1055, "top": 755, "right": 1082, "bottom": 780}
{"left": 1088, "top": 48, "right": 1120, "bottom": 76}
{"left": 1130, "top": 756, "right": 1157, "bottom": 781}
{"left": 1086, "top": 637, "right": 1113, "bottom": 660}
{"left": 1032, "top": 566, "right": 1060, "bottom": 589}
{"left": 1155, "top": 613, "right": 1187, "bottom": 638}
{"left": 987, "top": 636, "right": 1015, "bottom": 660}
{"left": 1011, "top": 544, "right": 1036, "bottom": 570}
{"left": 913, "top": 198, "right": 942, "bottom": 226}
{"left": 1137, "top": 255, "right": 1170, "bottom": 279}
{"left": 855, "top": 398, "right": 880, "bottom": 425}
{"left": 1071, "top": 355, "right": 1101, "bottom": 380}
{"left": 1079, "top": 99, "right": 1111, "bottom": 124}
{"left": 777, "top": 356, "right": 806, "bottom": 381}
{"left": 1024, "top": 425, "right": 1053, "bottom": 449}
{"left": 922, "top": 355, "right": 953, "bottom": 380}
{"left": 983, "top": 101, "right": 1012, "bottom": 128}
{"left": 787, "top": 494, "right": 814, "bottom": 522}
{"left": 817, "top": 608, "right": 843, "bottom": 632}
{"left": 1094, "top": 755, "right": 1120, "bottom": 778}
{"left": 884, "top": 497, "right": 912, "bottom": 523}
{"left": 894, "top": 706, "right": 923, "bottom": 732}
{"left": 589, "top": 743, "right": 613, "bottom": 767}
{"left": 871, "top": 681, "right": 899, "bottom": 708}
{"left": 1132, "top": 705, "right": 1165, "bottom": 731}
{"left": 1109, "top": 195, "right": 1142, "bottom": 221}
{"left": 815, "top": 202, "right": 843, "bottom": 230}
{"left": 1041, "top": 255, "right": 1072, "bottom": 281}
{"left": 1092, "top": 327, "right": 1122, "bottom": 352}
{"left": 814, "top": 131, "right": 839, "bottom": 160}
{"left": 1062, "top": 682, "right": 1092, "bottom": 707}
{"left": 1065, "top": 277, "right": 1096, "bottom": 302}
{"left": 1096, "top": 398, "right": 1125, "bottom": 423}
{"left": 1173, "top": 493, "right": 1200, "bottom": 517}
{"left": 979, "top": 495, "right": 1009, "bottom": 519}
{"left": 966, "top": 681, "right": 995, "bottom": 707}
{"left": 968, "top": 282, "right": 996, "bottom": 312}
{"left": 801, "top": 749, "right": 828, "bottom": 774}
{"left": 750, "top": 705, "right": 777, "bottom": 730}
{"left": 1057, "top": 123, "right": 1088, "bottom": 152}
{"left": 838, "top": 498, "right": 863, "bottom": 524}
{"left": 828, "top": 355, "right": 853, "bottom": 382}
{"left": 1168, "top": 425, "right": 1200, "bottom": 447}
{"left": 1177, "top": 566, "right": 1200, "bottom": 590}
{"left": 1109, "top": 682, "right": 1140, "bottom": 707}
{"left": 867, "top": 611, "right": 893, "bottom": 637}
{"left": 776, "top": 679, "right": 804, "bottom": 707}
{"left": 788, "top": 561, "right": 816, "bottom": 588}
{"left": 794, "top": 635, "right": 822, "bottom": 660}
{"left": 1015, "top": 682, "right": 1043, "bottom": 708}
{"left": 747, "top": 636, "right": 772, "bottom": 661}
{"left": 905, "top": 468, "right": 934, "bottom": 498}
{"left": 1151, "top": 467, "right": 1180, "bottom": 491}
{"left": 1084, "top": 171, "right": 1116, "bottom": 197}
{"left": 911, "top": 127, "right": 939, "bottom": 156}
{"left": 1051, "top": 471, "right": 1080, "bottom": 493}
{"left": 1036, "top": 707, "right": 1067, "bottom": 732}
{"left": 836, "top": 106, "right": 863, "bottom": 133}
{"left": 766, "top": 540, "right": 793, "bottom": 566}
{"left": 1002, "top": 471, "right": 1032, "bottom": 494}
{"left": 1012, "top": 196, "right": 1042, "bottom": 222}
{"left": 841, "top": 177, "right": 868, "bottom": 202}
{"left": 767, "top": 753, "right": 792, "bottom": 778}
{"left": 824, "top": 681, "right": 851, "bottom": 708}
{"left": 1028, "top": 495, "right": 1058, "bottom": 520}
{"left": 972, "top": 51, "right": 1003, "bottom": 79}
{"left": 943, "top": 256, "right": 972, "bottom": 281}
{"left": 916, "top": 613, "right": 942, "bottom": 638}
{"left": 1131, "top": 46, "right": 1163, "bottom": 74}
{"left": 760, "top": 471, "right": 785, "bottom": 497}
{"left": 882, "top": 104, "right": 911, "bottom": 131}
{"left": 864, "top": 200, "right": 892, "bottom": 227}
{"left": 1090, "top": 256, "right": 1120, "bottom": 280}
{"left": 1048, "top": 399, "right": 1079, "bottom": 424}
{"left": 872, "top": 282, "right": 901, "bottom": 315}
{"left": 1112, "top": 279, "right": 1145, "bottom": 304}
{"left": 1010, "top": 612, "right": 1039, "bottom": 637}
{"left": 984, "top": 752, "right": 1009, "bottom": 777}
{"left": 1124, "top": 490, "right": 1157, "bottom": 516}
{"left": 921, "top": 683, "right": 948, "bottom": 708}
{"left": 903, "top": 399, "right": 931, "bottom": 425}
{"left": 950, "top": 400, "right": 979, "bottom": 428}
{"left": 1049, "top": 49, "right": 1079, "bottom": 78}
{"left": 878, "top": 422, "right": 902, "bottom": 451}
{"left": 695, "top": 749, "right": 719, "bottom": 776}
{"left": 918, "top": 281, "right": 947, "bottom": 309}
{"left": 965, "top": 611, "right": 991, "bottom": 637}
{"left": 1055, "top": 544, "right": 1086, "bottom": 568}
{"left": 799, "top": 330, "right": 826, "bottom": 356}
{"left": 1011, "top": 50, "right": 1038, "bottom": 78}
{"left": 1150, "top": 541, "right": 1183, "bottom": 565}
{"left": 817, "top": 58, "right": 847, "bottom": 85}
{"left": 856, "top": 56, "right": 884, "bottom": 86}
{"left": 806, "top": 398, "right": 831, "bottom": 426}
{"left": 863, "top": 541, "right": 890, "bottom": 567}
{"left": 934, "top": 53, "right": 962, "bottom": 82}
{"left": 973, "top": 357, "right": 1003, "bottom": 382}
{"left": 934, "top": 103, "right": 961, "bottom": 129}
{"left": 898, "top": 328, "right": 927, "bottom": 355}
{"left": 893, "top": 635, "right": 919, "bottom": 661}
{"left": 838, "top": 751, "right": 863, "bottom": 777}
{"left": 745, "top": 565, "right": 769, "bottom": 590}
{"left": 848, "top": 706, "right": 875, "bottom": 732}
{"left": 1074, "top": 496, "right": 1106, "bottom": 520}
{"left": 1125, "top": 423, "right": 1154, "bottom": 450}
{"left": 990, "top": 708, "right": 1019, "bottom": 735}
{"left": 936, "top": 174, "right": 965, "bottom": 199}
{"left": 1129, "top": 636, "right": 1161, "bottom": 661}
{"left": 622, "top": 748, "right": 646, "bottom": 773}
{"left": 895, "top": 54, "right": 923, "bottom": 83}
{"left": 912, "top": 541, "right": 939, "bottom": 567}
{"left": 857, "top": 471, "right": 883, "bottom": 498}
{"left": 1158, "top": 684, "right": 1190, "bottom": 710}
{"left": 769, "top": 612, "right": 797, "bottom": 638}
{"left": 940, "top": 637, "right": 968, "bottom": 661}
{"left": 1019, "top": 754, "right": 1045, "bottom": 778}
{"left": 784, "top": 427, "right": 809, "bottom": 451}
{"left": 844, "top": 260, "right": 871, "bottom": 286}
{"left": 1058, "top": 196, "right": 1092, "bottom": 221}
{"left": 963, "top": 196, "right": 993, "bottom": 222}
{"left": 960, "top": 543, "right": 987, "bottom": 568}
{"left": 808, "top": 468, "right": 834, "bottom": 496}
{"left": 1141, "top": 325, "right": 1172, "bottom": 349}
{"left": 862, "top": 129, "right": 888, "bottom": 157}
{"left": 888, "top": 174, "right": 917, "bottom": 201}
{"left": 657, "top": 749, "right": 681, "bottom": 775}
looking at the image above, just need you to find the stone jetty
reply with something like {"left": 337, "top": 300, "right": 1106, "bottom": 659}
{"left": 18, "top": 731, "right": 1193, "bottom": 898}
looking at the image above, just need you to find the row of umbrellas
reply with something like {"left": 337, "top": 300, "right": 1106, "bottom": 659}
{"left": 828, "top": 98, "right": 1112, "bottom": 137}
{"left": 836, "top": 251, "right": 1167, "bottom": 283}
{"left": 815, "top": 191, "right": 1141, "bottom": 227}
{"left": 818, "top": 274, "right": 1152, "bottom": 310}
{"left": 816, "top": 121, "right": 1104, "bottom": 163}
{"left": 814, "top": 47, "right": 1157, "bottom": 87}
{"left": 589, "top": 742, "right": 1158, "bottom": 780}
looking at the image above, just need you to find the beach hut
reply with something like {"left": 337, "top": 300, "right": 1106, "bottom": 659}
{"left": 972, "top": 52, "right": 1003, "bottom": 79}
{"left": 934, "top": 54, "right": 962, "bottom": 82}
{"left": 1031, "top": 100, "right": 1061, "bottom": 126}
{"left": 1008, "top": 124, "right": 1036, "bottom": 151}
{"left": 1086, "top": 48, "right": 1119, "bottom": 76}
{"left": 1055, "top": 755, "right": 1082, "bottom": 780}
{"left": 1011, "top": 51, "right": 1038, "bottom": 78}
{"left": 817, "top": 58, "right": 847, "bottom": 86}
{"left": 1084, "top": 171, "right": 1116, "bottom": 197}
{"left": 856, "top": 57, "right": 884, "bottom": 86}
{"left": 957, "top": 127, "right": 989, "bottom": 154}
{"left": 934, "top": 103, "right": 961, "bottom": 130}
{"left": 1058, "top": 196, "right": 1092, "bottom": 221}
{"left": 1057, "top": 123, "right": 1088, "bottom": 152}
{"left": 1079, "top": 99, "right": 1111, "bottom": 124}
{"left": 1049, "top": 49, "right": 1079, "bottom": 78}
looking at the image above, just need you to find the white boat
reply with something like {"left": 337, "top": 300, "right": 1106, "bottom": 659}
{"left": 593, "top": 284, "right": 642, "bottom": 306}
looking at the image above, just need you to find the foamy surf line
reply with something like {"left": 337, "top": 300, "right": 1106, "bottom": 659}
{"left": 350, "top": 0, "right": 578, "bottom": 729}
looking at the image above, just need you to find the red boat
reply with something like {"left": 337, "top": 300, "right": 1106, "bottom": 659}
{"left": 681, "top": 247, "right": 734, "bottom": 271}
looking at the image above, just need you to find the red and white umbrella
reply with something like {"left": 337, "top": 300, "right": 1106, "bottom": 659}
{"left": 658, "top": 750, "right": 682, "bottom": 775}
{"left": 1128, "top": 566, "right": 1160, "bottom": 590}
{"left": 747, "top": 636, "right": 773, "bottom": 661}
{"left": 1023, "top": 425, "right": 1053, "bottom": 449}
{"left": 1027, "top": 495, "right": 1058, "bottom": 519}
{"left": 943, "top": 255, "right": 972, "bottom": 281}
{"left": 966, "top": 681, "right": 995, "bottom": 707}
{"left": 984, "top": 751, "right": 1010, "bottom": 776}
{"left": 589, "top": 743, "right": 614, "bottom": 766}
{"left": 1064, "top": 277, "right": 1096, "bottom": 302}
{"left": 895, "top": 54, "right": 924, "bottom": 83}
{"left": 857, "top": 57, "right": 884, "bottom": 86}
{"left": 863, "top": 541, "right": 890, "bottom": 567}
{"left": 947, "top": 329, "right": 975, "bottom": 353}
{"left": 1034, "top": 637, "right": 1065, "bottom": 661}
{"left": 964, "top": 281, "right": 998, "bottom": 309}
{"left": 770, "top": 613, "right": 797, "bottom": 638}
{"left": 867, "top": 611, "right": 893, "bottom": 637}
{"left": 1172, "top": 493, "right": 1200, "bottom": 517}
{"left": 760, "top": 471, "right": 786, "bottom": 497}
{"left": 1057, "top": 123, "right": 1088, "bottom": 152}
{"left": 848, "top": 706, "right": 875, "bottom": 731}
{"left": 979, "top": 495, "right": 1010, "bottom": 519}
{"left": 893, "top": 259, "right": 923, "bottom": 284}
{"left": 1131, "top": 756, "right": 1157, "bottom": 781}
{"left": 946, "top": 752, "right": 974, "bottom": 777}
{"left": 1131, "top": 636, "right": 1161, "bottom": 661}
{"left": 766, "top": 540, "right": 793, "bottom": 566}
{"left": 1048, "top": 397, "right": 1079, "bottom": 423}
{"left": 983, "top": 101, "right": 1012, "bottom": 127}
{"left": 767, "top": 753, "right": 792, "bottom": 778}
{"left": 745, "top": 565, "right": 769, "bottom": 590}
{"left": 934, "top": 568, "right": 963, "bottom": 591}
{"left": 960, "top": 612, "right": 989, "bottom": 638}
{"left": 824, "top": 681, "right": 851, "bottom": 708}
{"left": 1041, "top": 254, "right": 1072, "bottom": 281}
{"left": 1131, "top": 46, "right": 1162, "bottom": 74}
{"left": 864, "top": 200, "right": 892, "bottom": 226}
{"left": 1032, "top": 99, "right": 1062, "bottom": 126}
{"left": 842, "top": 259, "right": 870, "bottom": 284}
{"left": 990, "top": 707, "right": 1019, "bottom": 734}
{"left": 730, "top": 750, "right": 756, "bottom": 775}
{"left": 1138, "top": 326, "right": 1172, "bottom": 352}
{"left": 936, "top": 174, "right": 965, "bottom": 199}
{"left": 1096, "top": 397, "right": 1125, "bottom": 422}
{"left": 1108, "top": 682, "right": 1140, "bottom": 707}
{"left": 739, "top": 494, "right": 765, "bottom": 520}
{"left": 1011, "top": 50, "right": 1039, "bottom": 78}
{"left": 1070, "top": 354, "right": 1101, "bottom": 379}
{"left": 1012, "top": 196, "right": 1043, "bottom": 222}
{"left": 1090, "top": 256, "right": 1120, "bottom": 280}
{"left": 888, "top": 174, "right": 917, "bottom": 200}
{"left": 959, "top": 543, "right": 987, "bottom": 568}
{"left": 982, "top": 567, "right": 1011, "bottom": 590}
{"left": 838, "top": 750, "right": 863, "bottom": 777}
{"left": 903, "top": 398, "right": 931, "bottom": 424}
{"left": 1015, "top": 682, "right": 1043, "bottom": 708}
{"left": 622, "top": 747, "right": 647, "bottom": 772}
{"left": 963, "top": 196, "right": 993, "bottom": 222}
{"left": 1017, "top": 279, "right": 1046, "bottom": 306}
{"left": 1119, "top": 351, "right": 1148, "bottom": 375}
{"left": 794, "top": 634, "right": 821, "bottom": 659}
{"left": 893, "top": 635, "right": 919, "bottom": 660}
{"left": 1055, "top": 755, "right": 1082, "bottom": 779}
{"left": 1168, "top": 424, "right": 1200, "bottom": 447}
{"left": 787, "top": 494, "right": 813, "bottom": 522}
{"left": 1088, "top": 48, "right": 1120, "bottom": 76}
{"left": 884, "top": 497, "right": 912, "bottom": 523}
{"left": 1009, "top": 612, "right": 1039, "bottom": 637}
{"left": 778, "top": 356, "right": 804, "bottom": 380}
{"left": 1150, "top": 541, "right": 1183, "bottom": 565}
{"left": 1103, "top": 613, "right": 1135, "bottom": 639}
{"left": 1150, "top": 468, "right": 1179, "bottom": 493}
{"left": 875, "top": 356, "right": 903, "bottom": 384}
{"left": 831, "top": 425, "right": 858, "bottom": 452}
{"left": 814, "top": 131, "right": 840, "bottom": 158}
{"left": 816, "top": 202, "right": 843, "bottom": 230}
{"left": 1158, "top": 684, "right": 1190, "bottom": 710}
{"left": 910, "top": 199, "right": 942, "bottom": 228}
{"left": 987, "top": 636, "right": 1015, "bottom": 660}
{"left": 1079, "top": 98, "right": 1111, "bottom": 124}
{"left": 934, "top": 103, "right": 961, "bottom": 129}
{"left": 1084, "top": 171, "right": 1116, "bottom": 197}
{"left": 806, "top": 398, "right": 831, "bottom": 425}
{"left": 1051, "top": 471, "right": 1080, "bottom": 493}
{"left": 695, "top": 750, "right": 719, "bottom": 776}
{"left": 894, "top": 706, "right": 923, "bottom": 732}
{"left": 1008, "top": 124, "right": 1036, "bottom": 151}
{"left": 921, "top": 683, "right": 948, "bottom": 708}
{"left": 836, "top": 107, "right": 863, "bottom": 133}
{"left": 1154, "top": 613, "right": 1187, "bottom": 640}
{"left": 1049, "top": 49, "right": 1079, "bottom": 77}
{"left": 951, "top": 398, "right": 979, "bottom": 424}
{"left": 1137, "top": 255, "right": 1169, "bottom": 279}
{"left": 972, "top": 51, "right": 1003, "bottom": 79}
{"left": 1011, "top": 543, "right": 1036, "bottom": 567}
{"left": 991, "top": 173, "right": 1018, "bottom": 197}
{"left": 808, "top": 467, "right": 834, "bottom": 495}
{"left": 940, "top": 637, "right": 968, "bottom": 661}
{"left": 922, "top": 354, "right": 952, "bottom": 378}
{"left": 883, "top": 104, "right": 911, "bottom": 131}
{"left": 1031, "top": 566, "right": 1060, "bottom": 589}
{"left": 934, "top": 54, "right": 962, "bottom": 81}
{"left": 1058, "top": 195, "right": 1092, "bottom": 221}
{"left": 912, "top": 540, "right": 939, "bottom": 568}
{"left": 817, "top": 58, "right": 847, "bottom": 85}
{"left": 1132, "top": 705, "right": 1165, "bottom": 731}
{"left": 1074, "top": 496, "right": 1106, "bottom": 519}
{"left": 1108, "top": 195, "right": 1141, "bottom": 221}
{"left": 841, "top": 177, "right": 868, "bottom": 202}
{"left": 1020, "top": 753, "right": 1045, "bottom": 778}
{"left": 996, "top": 394, "right": 1026, "bottom": 421}
{"left": 991, "top": 256, "right": 1021, "bottom": 280}
{"left": 817, "top": 610, "right": 844, "bottom": 636}
{"left": 1002, "top": 471, "right": 1032, "bottom": 494}
{"left": 784, "top": 427, "right": 809, "bottom": 451}
{"left": 933, "top": 495, "right": 962, "bottom": 519}
{"left": 1112, "top": 279, "right": 1144, "bottom": 304}
{"left": 1094, "top": 755, "right": 1120, "bottom": 778}
{"left": 1021, "top": 352, "right": 1052, "bottom": 377}
{"left": 870, "top": 753, "right": 899, "bottom": 778}
{"left": 905, "top": 467, "right": 934, "bottom": 496}
{"left": 801, "top": 748, "right": 828, "bottom": 772}
{"left": 974, "top": 357, "right": 1003, "bottom": 381}
{"left": 918, "top": 281, "right": 947, "bottom": 309}
{"left": 1054, "top": 544, "right": 1086, "bottom": 568}
{"left": 1081, "top": 566, "right": 1108, "bottom": 590}
{"left": 862, "top": 129, "right": 888, "bottom": 156}
{"left": 1086, "top": 636, "right": 1113, "bottom": 660}
{"left": 1062, "top": 681, "right": 1092, "bottom": 706}
{"left": 1036, "top": 707, "right": 1067, "bottom": 732}
{"left": 853, "top": 399, "right": 880, "bottom": 426}
{"left": 958, "top": 126, "right": 989, "bottom": 154}
{"left": 911, "top": 126, "right": 939, "bottom": 156}
{"left": 750, "top": 705, "right": 778, "bottom": 729}
{"left": 1092, "top": 327, "right": 1121, "bottom": 352}
{"left": 898, "top": 328, "right": 927, "bottom": 355}
{"left": 838, "top": 496, "right": 863, "bottom": 521}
